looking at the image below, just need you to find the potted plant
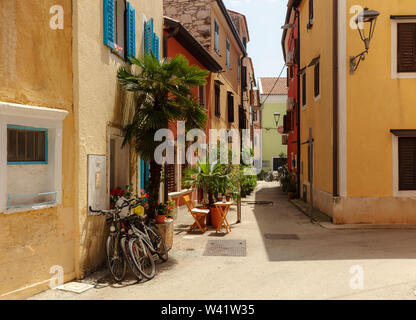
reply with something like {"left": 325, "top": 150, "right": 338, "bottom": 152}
{"left": 183, "top": 161, "right": 229, "bottom": 228}
{"left": 155, "top": 202, "right": 173, "bottom": 224}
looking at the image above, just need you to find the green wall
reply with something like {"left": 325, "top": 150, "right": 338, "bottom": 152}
{"left": 261, "top": 95, "right": 287, "bottom": 171}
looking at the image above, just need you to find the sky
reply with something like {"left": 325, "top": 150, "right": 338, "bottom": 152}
{"left": 223, "top": 0, "right": 287, "bottom": 83}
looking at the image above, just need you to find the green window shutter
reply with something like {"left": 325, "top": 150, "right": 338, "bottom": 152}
{"left": 103, "top": 0, "right": 115, "bottom": 49}
{"left": 144, "top": 18, "right": 154, "bottom": 54}
{"left": 126, "top": 2, "right": 136, "bottom": 59}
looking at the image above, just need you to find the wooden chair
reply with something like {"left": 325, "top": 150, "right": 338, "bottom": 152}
{"left": 183, "top": 195, "right": 209, "bottom": 233}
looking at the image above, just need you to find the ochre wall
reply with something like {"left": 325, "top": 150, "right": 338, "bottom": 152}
{"left": 73, "top": 0, "right": 164, "bottom": 276}
{"left": 210, "top": 4, "right": 241, "bottom": 131}
{"left": 0, "top": 0, "right": 75, "bottom": 299}
{"left": 299, "top": 0, "right": 334, "bottom": 198}
{"left": 345, "top": 0, "right": 416, "bottom": 197}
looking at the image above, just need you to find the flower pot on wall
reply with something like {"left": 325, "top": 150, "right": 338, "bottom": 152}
{"left": 155, "top": 214, "right": 167, "bottom": 224}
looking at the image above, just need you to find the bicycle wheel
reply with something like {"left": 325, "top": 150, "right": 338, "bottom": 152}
{"left": 149, "top": 224, "right": 168, "bottom": 262}
{"left": 106, "top": 234, "right": 127, "bottom": 282}
{"left": 128, "top": 237, "right": 156, "bottom": 280}
{"left": 120, "top": 236, "right": 143, "bottom": 281}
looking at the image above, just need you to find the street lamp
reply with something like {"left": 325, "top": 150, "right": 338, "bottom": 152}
{"left": 274, "top": 112, "right": 281, "bottom": 127}
{"left": 350, "top": 7, "right": 380, "bottom": 74}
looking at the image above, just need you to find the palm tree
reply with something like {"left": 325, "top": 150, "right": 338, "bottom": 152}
{"left": 117, "top": 54, "right": 209, "bottom": 218}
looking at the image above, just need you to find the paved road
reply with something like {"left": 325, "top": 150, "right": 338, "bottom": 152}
{"left": 30, "top": 182, "right": 416, "bottom": 300}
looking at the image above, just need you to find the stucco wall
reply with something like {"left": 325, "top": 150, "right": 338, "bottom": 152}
{"left": 261, "top": 95, "right": 287, "bottom": 170}
{"left": 73, "top": 0, "right": 164, "bottom": 276}
{"left": 0, "top": 0, "right": 75, "bottom": 299}
{"left": 299, "top": 0, "right": 334, "bottom": 195}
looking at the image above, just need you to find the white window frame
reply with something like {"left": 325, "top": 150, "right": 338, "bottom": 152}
{"left": 391, "top": 19, "right": 416, "bottom": 79}
{"left": 0, "top": 101, "right": 68, "bottom": 213}
{"left": 214, "top": 17, "right": 220, "bottom": 55}
{"left": 226, "top": 38, "right": 230, "bottom": 69}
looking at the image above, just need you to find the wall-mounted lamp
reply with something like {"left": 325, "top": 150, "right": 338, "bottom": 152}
{"left": 281, "top": 24, "right": 295, "bottom": 30}
{"left": 274, "top": 112, "right": 281, "bottom": 127}
{"left": 350, "top": 8, "right": 380, "bottom": 74}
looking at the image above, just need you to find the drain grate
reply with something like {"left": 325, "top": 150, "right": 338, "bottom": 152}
{"left": 203, "top": 240, "right": 246, "bottom": 257}
{"left": 264, "top": 233, "right": 300, "bottom": 240}
{"left": 243, "top": 201, "right": 273, "bottom": 205}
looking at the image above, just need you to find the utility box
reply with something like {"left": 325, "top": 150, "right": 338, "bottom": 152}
{"left": 88, "top": 155, "right": 107, "bottom": 215}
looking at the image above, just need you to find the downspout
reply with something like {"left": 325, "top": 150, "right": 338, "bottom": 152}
{"left": 295, "top": 7, "right": 301, "bottom": 199}
{"left": 333, "top": 0, "right": 339, "bottom": 197}
{"left": 162, "top": 26, "right": 179, "bottom": 202}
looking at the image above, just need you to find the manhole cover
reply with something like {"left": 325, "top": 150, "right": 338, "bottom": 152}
{"left": 203, "top": 240, "right": 246, "bottom": 257}
{"left": 264, "top": 233, "right": 300, "bottom": 240}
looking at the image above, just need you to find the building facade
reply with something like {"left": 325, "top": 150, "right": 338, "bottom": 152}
{"left": 0, "top": 0, "right": 164, "bottom": 299}
{"left": 286, "top": 0, "right": 416, "bottom": 224}
{"left": 259, "top": 77, "right": 288, "bottom": 171}
{"left": 163, "top": 0, "right": 248, "bottom": 136}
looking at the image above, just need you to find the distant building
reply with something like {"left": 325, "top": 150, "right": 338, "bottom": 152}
{"left": 259, "top": 77, "right": 288, "bottom": 171}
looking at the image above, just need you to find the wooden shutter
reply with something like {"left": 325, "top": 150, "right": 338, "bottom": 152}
{"left": 152, "top": 34, "right": 160, "bottom": 61}
{"left": 397, "top": 23, "right": 416, "bottom": 73}
{"left": 215, "top": 85, "right": 221, "bottom": 117}
{"left": 314, "top": 62, "right": 320, "bottom": 97}
{"left": 241, "top": 66, "right": 247, "bottom": 91}
{"left": 126, "top": 2, "right": 136, "bottom": 59}
{"left": 144, "top": 18, "right": 154, "bottom": 54}
{"left": 103, "top": 0, "right": 115, "bottom": 49}
{"left": 399, "top": 137, "right": 416, "bottom": 190}
{"left": 166, "top": 164, "right": 176, "bottom": 193}
{"left": 309, "top": 0, "right": 314, "bottom": 21}
{"left": 227, "top": 92, "right": 234, "bottom": 123}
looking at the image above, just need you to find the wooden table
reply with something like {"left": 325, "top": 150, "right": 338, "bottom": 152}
{"left": 214, "top": 201, "right": 233, "bottom": 233}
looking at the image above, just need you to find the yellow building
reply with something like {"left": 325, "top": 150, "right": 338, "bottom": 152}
{"left": 288, "top": 0, "right": 416, "bottom": 224}
{"left": 0, "top": 0, "right": 163, "bottom": 299}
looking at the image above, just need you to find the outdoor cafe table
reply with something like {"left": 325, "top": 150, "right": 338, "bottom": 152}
{"left": 214, "top": 201, "right": 233, "bottom": 233}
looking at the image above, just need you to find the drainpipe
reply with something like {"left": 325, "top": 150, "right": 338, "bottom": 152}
{"left": 333, "top": 0, "right": 339, "bottom": 197}
{"left": 163, "top": 26, "right": 179, "bottom": 59}
{"left": 162, "top": 26, "right": 179, "bottom": 203}
{"left": 295, "top": 8, "right": 301, "bottom": 199}
{"left": 237, "top": 53, "right": 247, "bottom": 224}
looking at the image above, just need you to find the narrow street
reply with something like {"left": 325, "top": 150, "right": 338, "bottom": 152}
{"left": 30, "top": 182, "right": 416, "bottom": 300}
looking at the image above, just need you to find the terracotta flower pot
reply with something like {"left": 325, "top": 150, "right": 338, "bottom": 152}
{"left": 210, "top": 207, "right": 222, "bottom": 229}
{"left": 155, "top": 214, "right": 167, "bottom": 224}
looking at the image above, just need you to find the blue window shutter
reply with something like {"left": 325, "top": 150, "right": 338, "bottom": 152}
{"left": 152, "top": 34, "right": 159, "bottom": 61}
{"left": 126, "top": 2, "right": 136, "bottom": 59}
{"left": 144, "top": 18, "right": 154, "bottom": 54}
{"left": 103, "top": 0, "right": 115, "bottom": 49}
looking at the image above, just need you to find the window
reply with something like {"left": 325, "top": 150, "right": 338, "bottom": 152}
{"left": 115, "top": 0, "right": 126, "bottom": 58}
{"left": 243, "top": 36, "right": 247, "bottom": 49}
{"left": 307, "top": 0, "right": 314, "bottom": 29}
{"left": 253, "top": 110, "right": 258, "bottom": 122}
{"left": 241, "top": 66, "right": 247, "bottom": 91}
{"left": 314, "top": 62, "right": 320, "bottom": 98}
{"left": 397, "top": 23, "right": 416, "bottom": 73}
{"left": 198, "top": 86, "right": 205, "bottom": 108}
{"left": 215, "top": 85, "right": 221, "bottom": 117}
{"left": 166, "top": 164, "right": 176, "bottom": 193}
{"left": 7, "top": 126, "right": 47, "bottom": 164}
{"left": 302, "top": 73, "right": 307, "bottom": 107}
{"left": 398, "top": 137, "right": 416, "bottom": 190}
{"left": 214, "top": 18, "right": 220, "bottom": 54}
{"left": 227, "top": 92, "right": 234, "bottom": 123}
{"left": 226, "top": 38, "right": 231, "bottom": 69}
